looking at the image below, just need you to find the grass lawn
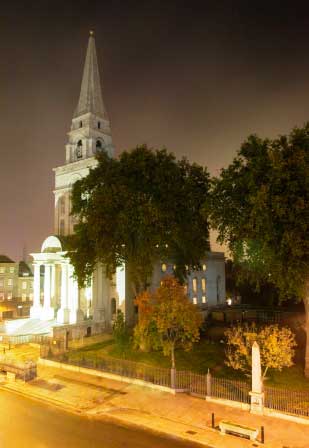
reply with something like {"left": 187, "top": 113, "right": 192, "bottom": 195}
{"left": 67, "top": 335, "right": 309, "bottom": 390}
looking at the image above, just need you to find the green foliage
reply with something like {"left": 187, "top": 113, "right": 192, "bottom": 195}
{"left": 134, "top": 276, "right": 203, "bottom": 368}
{"left": 112, "top": 310, "right": 129, "bottom": 354}
{"left": 225, "top": 324, "right": 297, "bottom": 377}
{"left": 208, "top": 126, "right": 309, "bottom": 300}
{"left": 67, "top": 145, "right": 210, "bottom": 292}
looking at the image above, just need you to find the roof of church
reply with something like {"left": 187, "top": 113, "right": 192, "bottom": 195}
{"left": 73, "top": 31, "right": 107, "bottom": 119}
{"left": 0, "top": 255, "right": 15, "bottom": 263}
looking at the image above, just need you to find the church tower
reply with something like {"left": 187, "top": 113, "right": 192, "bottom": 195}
{"left": 54, "top": 31, "right": 114, "bottom": 236}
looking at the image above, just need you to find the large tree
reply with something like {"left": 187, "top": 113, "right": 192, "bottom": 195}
{"left": 67, "top": 145, "right": 210, "bottom": 295}
{"left": 208, "top": 124, "right": 309, "bottom": 376}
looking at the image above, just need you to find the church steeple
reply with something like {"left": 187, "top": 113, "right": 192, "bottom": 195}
{"left": 65, "top": 31, "right": 114, "bottom": 165}
{"left": 74, "top": 31, "right": 107, "bottom": 119}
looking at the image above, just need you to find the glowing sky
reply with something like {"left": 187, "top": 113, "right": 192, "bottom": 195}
{"left": 1, "top": 1, "right": 309, "bottom": 260}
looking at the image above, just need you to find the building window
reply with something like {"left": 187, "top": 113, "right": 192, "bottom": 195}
{"left": 202, "top": 295, "right": 207, "bottom": 304}
{"left": 193, "top": 297, "right": 197, "bottom": 305}
{"left": 192, "top": 277, "right": 197, "bottom": 293}
{"left": 96, "top": 140, "right": 102, "bottom": 152}
{"left": 183, "top": 284, "right": 188, "bottom": 294}
{"left": 0, "top": 267, "right": 5, "bottom": 274}
{"left": 7, "top": 279, "right": 13, "bottom": 287}
{"left": 79, "top": 121, "right": 83, "bottom": 128}
{"left": 202, "top": 278, "right": 206, "bottom": 293}
{"left": 76, "top": 140, "right": 83, "bottom": 159}
{"left": 10, "top": 267, "right": 14, "bottom": 273}
{"left": 60, "top": 196, "right": 65, "bottom": 215}
{"left": 161, "top": 263, "right": 167, "bottom": 273}
{"left": 98, "top": 121, "right": 101, "bottom": 129}
{"left": 0, "top": 280, "right": 3, "bottom": 287}
{"left": 29, "top": 293, "right": 33, "bottom": 302}
{"left": 0, "top": 293, "right": 4, "bottom": 301}
{"left": 7, "top": 293, "right": 12, "bottom": 300}
{"left": 22, "top": 281, "right": 27, "bottom": 290}
{"left": 22, "top": 294, "right": 27, "bottom": 302}
{"left": 202, "top": 264, "right": 207, "bottom": 271}
{"left": 60, "top": 220, "right": 65, "bottom": 236}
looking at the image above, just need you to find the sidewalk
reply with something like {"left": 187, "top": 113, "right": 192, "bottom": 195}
{"left": 1, "top": 363, "right": 309, "bottom": 448}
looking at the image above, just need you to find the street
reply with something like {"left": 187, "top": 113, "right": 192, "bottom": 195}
{"left": 0, "top": 389, "right": 202, "bottom": 448}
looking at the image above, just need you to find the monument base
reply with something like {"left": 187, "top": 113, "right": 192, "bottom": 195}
{"left": 249, "top": 391, "right": 264, "bottom": 415}
{"left": 30, "top": 305, "right": 42, "bottom": 319}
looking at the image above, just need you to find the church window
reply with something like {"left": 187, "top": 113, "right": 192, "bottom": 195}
{"left": 96, "top": 140, "right": 102, "bottom": 152}
{"left": 192, "top": 277, "right": 197, "bottom": 293}
{"left": 98, "top": 121, "right": 101, "bottom": 129}
{"left": 202, "top": 278, "right": 206, "bottom": 293}
{"left": 60, "top": 220, "right": 65, "bottom": 236}
{"left": 76, "top": 140, "right": 83, "bottom": 159}
{"left": 60, "top": 196, "right": 65, "bottom": 215}
{"left": 79, "top": 121, "right": 83, "bottom": 128}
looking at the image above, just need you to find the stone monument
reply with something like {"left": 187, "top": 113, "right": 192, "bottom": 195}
{"left": 249, "top": 341, "right": 264, "bottom": 414}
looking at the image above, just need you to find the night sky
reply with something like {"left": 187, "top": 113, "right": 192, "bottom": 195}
{"left": 1, "top": 1, "right": 309, "bottom": 261}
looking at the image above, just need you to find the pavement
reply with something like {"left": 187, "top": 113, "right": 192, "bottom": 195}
{"left": 1, "top": 344, "right": 309, "bottom": 447}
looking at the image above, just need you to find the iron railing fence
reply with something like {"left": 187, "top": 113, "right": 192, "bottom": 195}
{"left": 211, "top": 376, "right": 251, "bottom": 404}
{"left": 42, "top": 348, "right": 171, "bottom": 388}
{"left": 264, "top": 386, "right": 309, "bottom": 417}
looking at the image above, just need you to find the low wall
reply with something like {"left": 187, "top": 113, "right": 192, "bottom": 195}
{"left": 38, "top": 358, "right": 175, "bottom": 395}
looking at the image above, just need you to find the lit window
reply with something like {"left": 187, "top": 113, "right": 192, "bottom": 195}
{"left": 183, "top": 284, "right": 188, "bottom": 294}
{"left": 193, "top": 297, "right": 197, "bottom": 305}
{"left": 22, "top": 294, "right": 27, "bottom": 302}
{"left": 202, "top": 295, "right": 207, "bottom": 304}
{"left": 192, "top": 277, "right": 197, "bottom": 293}
{"left": 202, "top": 278, "right": 206, "bottom": 292}
{"left": 7, "top": 293, "right": 12, "bottom": 300}
{"left": 7, "top": 279, "right": 13, "bottom": 287}
{"left": 161, "top": 263, "right": 167, "bottom": 272}
{"left": 202, "top": 264, "right": 207, "bottom": 271}
{"left": 22, "top": 281, "right": 27, "bottom": 290}
{"left": 0, "top": 267, "right": 5, "bottom": 274}
{"left": 29, "top": 293, "right": 33, "bottom": 301}
{"left": 0, "top": 293, "right": 4, "bottom": 301}
{"left": 10, "top": 267, "right": 14, "bottom": 273}
{"left": 173, "top": 264, "right": 176, "bottom": 271}
{"left": 0, "top": 280, "right": 3, "bottom": 287}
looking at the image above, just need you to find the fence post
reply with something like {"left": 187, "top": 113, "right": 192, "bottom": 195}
{"left": 206, "top": 369, "right": 212, "bottom": 398}
{"left": 171, "top": 368, "right": 176, "bottom": 390}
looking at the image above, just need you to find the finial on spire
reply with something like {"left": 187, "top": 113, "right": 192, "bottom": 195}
{"left": 89, "top": 30, "right": 94, "bottom": 37}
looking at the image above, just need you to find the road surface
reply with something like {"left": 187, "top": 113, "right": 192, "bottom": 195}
{"left": 0, "top": 388, "right": 203, "bottom": 447}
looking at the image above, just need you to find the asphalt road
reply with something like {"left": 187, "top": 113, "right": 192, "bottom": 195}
{"left": 0, "top": 389, "right": 203, "bottom": 448}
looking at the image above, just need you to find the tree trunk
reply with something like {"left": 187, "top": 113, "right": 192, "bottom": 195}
{"left": 304, "top": 287, "right": 309, "bottom": 378}
{"left": 171, "top": 344, "right": 176, "bottom": 369}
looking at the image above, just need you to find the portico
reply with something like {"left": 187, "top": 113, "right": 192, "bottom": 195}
{"left": 30, "top": 236, "right": 84, "bottom": 324}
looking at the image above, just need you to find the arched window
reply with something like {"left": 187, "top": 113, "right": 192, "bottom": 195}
{"left": 96, "top": 140, "right": 103, "bottom": 152}
{"left": 201, "top": 278, "right": 206, "bottom": 293}
{"left": 76, "top": 140, "right": 83, "bottom": 159}
{"left": 192, "top": 277, "right": 197, "bottom": 293}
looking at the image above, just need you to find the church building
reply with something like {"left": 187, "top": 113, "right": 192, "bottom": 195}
{"left": 7, "top": 32, "right": 226, "bottom": 339}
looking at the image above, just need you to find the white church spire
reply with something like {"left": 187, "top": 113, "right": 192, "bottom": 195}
{"left": 74, "top": 31, "right": 107, "bottom": 119}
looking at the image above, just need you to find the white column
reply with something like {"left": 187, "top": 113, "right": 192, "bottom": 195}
{"left": 30, "top": 263, "right": 42, "bottom": 318}
{"left": 68, "top": 264, "right": 84, "bottom": 324}
{"left": 41, "top": 264, "right": 55, "bottom": 320}
{"left": 57, "top": 263, "right": 70, "bottom": 324}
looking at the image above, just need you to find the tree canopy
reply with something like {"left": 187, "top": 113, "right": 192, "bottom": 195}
{"left": 67, "top": 145, "right": 210, "bottom": 294}
{"left": 208, "top": 123, "right": 309, "bottom": 374}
